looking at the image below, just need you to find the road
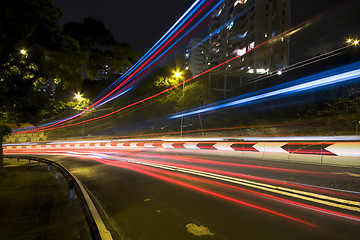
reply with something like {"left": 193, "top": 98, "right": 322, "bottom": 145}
{"left": 10, "top": 147, "right": 360, "bottom": 240}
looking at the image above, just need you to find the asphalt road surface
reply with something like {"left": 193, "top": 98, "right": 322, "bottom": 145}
{"left": 14, "top": 150, "right": 360, "bottom": 239}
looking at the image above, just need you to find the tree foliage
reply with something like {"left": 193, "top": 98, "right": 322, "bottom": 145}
{"left": 0, "top": 0, "right": 88, "bottom": 125}
{"left": 64, "top": 18, "right": 141, "bottom": 81}
{"left": 109, "top": 67, "right": 215, "bottom": 131}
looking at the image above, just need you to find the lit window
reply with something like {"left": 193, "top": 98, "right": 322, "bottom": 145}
{"left": 256, "top": 68, "right": 267, "bottom": 74}
{"left": 248, "top": 41, "right": 255, "bottom": 50}
{"left": 227, "top": 21, "right": 234, "bottom": 30}
{"left": 233, "top": 47, "right": 246, "bottom": 56}
{"left": 234, "top": 0, "right": 247, "bottom": 7}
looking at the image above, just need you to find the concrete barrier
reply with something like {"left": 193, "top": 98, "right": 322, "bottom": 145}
{"left": 4, "top": 138, "right": 360, "bottom": 167}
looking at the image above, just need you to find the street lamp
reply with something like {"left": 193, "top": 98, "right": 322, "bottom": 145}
{"left": 20, "top": 49, "right": 27, "bottom": 55}
{"left": 346, "top": 38, "right": 359, "bottom": 46}
{"left": 174, "top": 71, "right": 182, "bottom": 79}
{"left": 74, "top": 93, "right": 82, "bottom": 101}
{"left": 173, "top": 70, "right": 186, "bottom": 137}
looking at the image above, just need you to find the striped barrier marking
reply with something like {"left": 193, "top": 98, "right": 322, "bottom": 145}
{"left": 5, "top": 141, "right": 360, "bottom": 158}
{"left": 137, "top": 142, "right": 146, "bottom": 147}
{"left": 230, "top": 143, "right": 259, "bottom": 152}
{"left": 255, "top": 142, "right": 289, "bottom": 153}
{"left": 282, "top": 143, "right": 337, "bottom": 156}
{"left": 184, "top": 142, "right": 200, "bottom": 150}
{"left": 163, "top": 142, "right": 175, "bottom": 149}
{"left": 197, "top": 142, "right": 217, "bottom": 150}
{"left": 130, "top": 143, "right": 138, "bottom": 148}
{"left": 153, "top": 142, "right": 164, "bottom": 148}
{"left": 172, "top": 142, "right": 186, "bottom": 149}
{"left": 214, "top": 142, "right": 234, "bottom": 151}
{"left": 144, "top": 143, "right": 155, "bottom": 148}
{"left": 326, "top": 142, "right": 360, "bottom": 156}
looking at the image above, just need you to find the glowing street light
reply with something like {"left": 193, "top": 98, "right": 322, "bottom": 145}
{"left": 74, "top": 93, "right": 83, "bottom": 100}
{"left": 174, "top": 71, "right": 182, "bottom": 79}
{"left": 346, "top": 38, "right": 359, "bottom": 46}
{"left": 20, "top": 49, "right": 27, "bottom": 55}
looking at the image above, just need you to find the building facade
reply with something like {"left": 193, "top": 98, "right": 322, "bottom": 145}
{"left": 185, "top": 38, "right": 208, "bottom": 76}
{"left": 185, "top": 0, "right": 291, "bottom": 98}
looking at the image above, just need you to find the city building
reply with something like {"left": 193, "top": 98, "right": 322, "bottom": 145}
{"left": 186, "top": 0, "right": 291, "bottom": 98}
{"left": 184, "top": 38, "right": 208, "bottom": 77}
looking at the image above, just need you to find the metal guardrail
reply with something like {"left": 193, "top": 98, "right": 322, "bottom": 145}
{"left": 4, "top": 155, "right": 113, "bottom": 240}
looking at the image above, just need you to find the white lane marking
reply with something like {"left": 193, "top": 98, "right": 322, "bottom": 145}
{"left": 331, "top": 172, "right": 360, "bottom": 178}
{"left": 122, "top": 159, "right": 360, "bottom": 213}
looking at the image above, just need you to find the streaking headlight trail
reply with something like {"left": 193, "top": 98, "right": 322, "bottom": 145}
{"left": 170, "top": 61, "right": 360, "bottom": 119}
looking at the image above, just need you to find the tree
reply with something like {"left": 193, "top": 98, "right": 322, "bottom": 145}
{"left": 0, "top": 125, "right": 12, "bottom": 168}
{"left": 0, "top": 0, "right": 90, "bottom": 161}
{"left": 64, "top": 18, "right": 141, "bottom": 81}
{"left": 0, "top": 0, "right": 88, "bottom": 124}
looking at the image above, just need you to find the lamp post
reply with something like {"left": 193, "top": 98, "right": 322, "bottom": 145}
{"left": 174, "top": 71, "right": 185, "bottom": 137}
{"left": 74, "top": 93, "right": 85, "bottom": 137}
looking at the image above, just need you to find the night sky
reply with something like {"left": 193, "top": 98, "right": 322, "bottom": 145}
{"left": 54, "top": 0, "right": 194, "bottom": 54}
{"left": 54, "top": 0, "right": 357, "bottom": 56}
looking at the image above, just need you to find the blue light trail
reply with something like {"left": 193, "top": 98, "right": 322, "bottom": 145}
{"left": 169, "top": 62, "right": 360, "bottom": 119}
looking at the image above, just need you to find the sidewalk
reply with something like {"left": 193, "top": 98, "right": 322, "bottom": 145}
{"left": 0, "top": 159, "right": 92, "bottom": 240}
